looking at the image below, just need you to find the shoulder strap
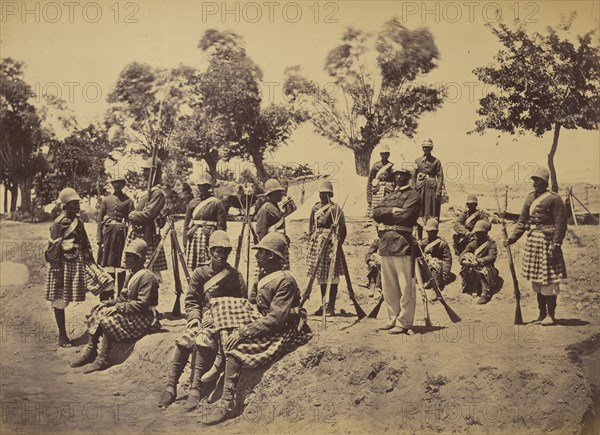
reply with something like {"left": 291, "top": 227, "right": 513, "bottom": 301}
{"left": 126, "top": 268, "right": 150, "bottom": 290}
{"left": 257, "top": 270, "right": 286, "bottom": 290}
{"left": 529, "top": 191, "right": 551, "bottom": 215}
{"left": 375, "top": 162, "right": 393, "bottom": 179}
{"left": 465, "top": 211, "right": 480, "bottom": 225}
{"left": 204, "top": 268, "right": 232, "bottom": 294}
{"left": 425, "top": 238, "right": 442, "bottom": 253}
{"left": 314, "top": 203, "right": 333, "bottom": 225}
{"left": 192, "top": 196, "right": 220, "bottom": 219}
{"left": 474, "top": 240, "right": 491, "bottom": 257}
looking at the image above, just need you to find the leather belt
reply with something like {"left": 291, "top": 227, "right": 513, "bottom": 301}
{"left": 193, "top": 219, "right": 217, "bottom": 226}
{"left": 378, "top": 224, "right": 412, "bottom": 232}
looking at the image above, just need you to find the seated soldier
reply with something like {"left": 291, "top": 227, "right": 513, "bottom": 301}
{"left": 364, "top": 238, "right": 382, "bottom": 298}
{"left": 417, "top": 218, "right": 454, "bottom": 300}
{"left": 459, "top": 221, "right": 500, "bottom": 305}
{"left": 201, "top": 233, "right": 311, "bottom": 426}
{"left": 70, "top": 239, "right": 159, "bottom": 373}
{"left": 453, "top": 194, "right": 490, "bottom": 255}
{"left": 158, "top": 230, "right": 247, "bottom": 411}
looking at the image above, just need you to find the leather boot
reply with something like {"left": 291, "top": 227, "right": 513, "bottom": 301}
{"left": 313, "top": 285, "right": 327, "bottom": 316}
{"left": 158, "top": 345, "right": 191, "bottom": 408}
{"left": 70, "top": 332, "right": 99, "bottom": 367}
{"left": 53, "top": 308, "right": 71, "bottom": 347}
{"left": 184, "top": 346, "right": 215, "bottom": 412}
{"left": 532, "top": 293, "right": 547, "bottom": 323}
{"left": 200, "top": 351, "right": 224, "bottom": 384}
{"left": 327, "top": 284, "right": 338, "bottom": 316}
{"left": 83, "top": 332, "right": 112, "bottom": 373}
{"left": 542, "top": 296, "right": 557, "bottom": 326}
{"left": 201, "top": 355, "right": 241, "bottom": 426}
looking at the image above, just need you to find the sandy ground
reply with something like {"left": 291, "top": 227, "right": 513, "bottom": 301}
{"left": 1, "top": 213, "right": 599, "bottom": 434}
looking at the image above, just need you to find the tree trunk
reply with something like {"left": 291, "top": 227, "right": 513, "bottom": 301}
{"left": 18, "top": 177, "right": 33, "bottom": 213}
{"left": 206, "top": 160, "right": 218, "bottom": 188}
{"left": 547, "top": 123, "right": 561, "bottom": 193}
{"left": 251, "top": 152, "right": 269, "bottom": 182}
{"left": 353, "top": 147, "right": 372, "bottom": 177}
{"left": 9, "top": 184, "right": 18, "bottom": 212}
{"left": 3, "top": 185, "right": 7, "bottom": 214}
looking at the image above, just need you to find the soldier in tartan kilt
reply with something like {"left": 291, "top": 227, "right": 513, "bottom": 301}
{"left": 459, "top": 220, "right": 501, "bottom": 305}
{"left": 183, "top": 173, "right": 227, "bottom": 271}
{"left": 507, "top": 167, "right": 567, "bottom": 326}
{"left": 201, "top": 233, "right": 311, "bottom": 426}
{"left": 45, "top": 188, "right": 115, "bottom": 347}
{"left": 418, "top": 218, "right": 455, "bottom": 301}
{"left": 158, "top": 231, "right": 247, "bottom": 412}
{"left": 366, "top": 143, "right": 395, "bottom": 218}
{"left": 70, "top": 239, "right": 159, "bottom": 374}
{"left": 125, "top": 157, "right": 168, "bottom": 282}
{"left": 306, "top": 179, "right": 346, "bottom": 316}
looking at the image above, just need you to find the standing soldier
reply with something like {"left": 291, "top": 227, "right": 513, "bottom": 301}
{"left": 453, "top": 194, "right": 490, "bottom": 255}
{"left": 414, "top": 138, "right": 445, "bottom": 236}
{"left": 183, "top": 174, "right": 227, "bottom": 271}
{"left": 507, "top": 167, "right": 567, "bottom": 325}
{"left": 367, "top": 144, "right": 395, "bottom": 217}
{"left": 372, "top": 167, "right": 421, "bottom": 335}
{"left": 97, "top": 176, "right": 134, "bottom": 297}
{"left": 45, "top": 188, "right": 114, "bottom": 347}
{"left": 459, "top": 220, "right": 500, "bottom": 304}
{"left": 126, "top": 157, "right": 168, "bottom": 282}
{"left": 418, "top": 218, "right": 454, "bottom": 299}
{"left": 255, "top": 178, "right": 289, "bottom": 269}
{"left": 306, "top": 180, "right": 347, "bottom": 316}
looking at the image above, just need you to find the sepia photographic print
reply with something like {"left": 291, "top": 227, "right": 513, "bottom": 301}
{"left": 1, "top": 0, "right": 599, "bottom": 433}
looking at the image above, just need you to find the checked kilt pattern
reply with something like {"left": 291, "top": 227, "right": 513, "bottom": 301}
{"left": 87, "top": 305, "right": 155, "bottom": 342}
{"left": 124, "top": 228, "right": 167, "bottom": 272}
{"left": 45, "top": 254, "right": 114, "bottom": 303}
{"left": 306, "top": 228, "right": 343, "bottom": 282}
{"left": 368, "top": 182, "right": 394, "bottom": 217}
{"left": 523, "top": 230, "right": 567, "bottom": 285}
{"left": 185, "top": 226, "right": 214, "bottom": 271}
{"left": 460, "top": 264, "right": 499, "bottom": 295}
{"left": 209, "top": 297, "right": 310, "bottom": 368}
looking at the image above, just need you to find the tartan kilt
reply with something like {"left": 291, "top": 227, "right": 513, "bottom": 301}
{"left": 185, "top": 226, "right": 214, "bottom": 271}
{"left": 368, "top": 183, "right": 394, "bottom": 217}
{"left": 45, "top": 254, "right": 114, "bottom": 303}
{"left": 460, "top": 265, "right": 499, "bottom": 293}
{"left": 306, "top": 228, "right": 343, "bottom": 282}
{"left": 87, "top": 305, "right": 154, "bottom": 342}
{"left": 99, "top": 221, "right": 128, "bottom": 268}
{"left": 422, "top": 255, "right": 445, "bottom": 290}
{"left": 210, "top": 297, "right": 310, "bottom": 369}
{"left": 523, "top": 230, "right": 566, "bottom": 285}
{"left": 124, "top": 228, "right": 167, "bottom": 272}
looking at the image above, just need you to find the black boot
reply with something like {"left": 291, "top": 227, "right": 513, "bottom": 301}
{"left": 202, "top": 355, "right": 241, "bottom": 426}
{"left": 542, "top": 296, "right": 557, "bottom": 326}
{"left": 83, "top": 332, "right": 112, "bottom": 373}
{"left": 183, "top": 346, "right": 215, "bottom": 412}
{"left": 532, "top": 293, "right": 547, "bottom": 323}
{"left": 476, "top": 281, "right": 491, "bottom": 304}
{"left": 159, "top": 345, "right": 191, "bottom": 408}
{"left": 327, "top": 284, "right": 338, "bottom": 316}
{"left": 53, "top": 308, "right": 71, "bottom": 347}
{"left": 313, "top": 285, "right": 327, "bottom": 316}
{"left": 116, "top": 271, "right": 126, "bottom": 296}
{"left": 70, "top": 332, "right": 99, "bottom": 367}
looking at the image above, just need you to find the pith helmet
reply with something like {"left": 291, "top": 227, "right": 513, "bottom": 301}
{"left": 422, "top": 138, "right": 434, "bottom": 148}
{"left": 531, "top": 167, "right": 550, "bottom": 183}
{"left": 196, "top": 173, "right": 212, "bottom": 186}
{"left": 124, "top": 238, "right": 148, "bottom": 258}
{"left": 252, "top": 232, "right": 287, "bottom": 260}
{"left": 425, "top": 218, "right": 439, "bottom": 231}
{"left": 58, "top": 188, "right": 82, "bottom": 205}
{"left": 380, "top": 144, "right": 391, "bottom": 153}
{"left": 466, "top": 194, "right": 478, "bottom": 204}
{"left": 473, "top": 220, "right": 491, "bottom": 233}
{"left": 318, "top": 180, "right": 334, "bottom": 195}
{"left": 264, "top": 179, "right": 285, "bottom": 196}
{"left": 209, "top": 230, "right": 232, "bottom": 249}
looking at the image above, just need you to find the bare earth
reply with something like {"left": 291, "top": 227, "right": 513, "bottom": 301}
{"left": 1, "top": 216, "right": 599, "bottom": 434}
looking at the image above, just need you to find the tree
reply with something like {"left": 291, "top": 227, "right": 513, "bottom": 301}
{"left": 0, "top": 58, "right": 47, "bottom": 213}
{"left": 471, "top": 15, "right": 600, "bottom": 192}
{"left": 283, "top": 19, "right": 444, "bottom": 176}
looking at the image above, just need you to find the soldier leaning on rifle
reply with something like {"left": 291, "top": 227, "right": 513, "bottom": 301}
{"left": 201, "top": 233, "right": 311, "bottom": 426}
{"left": 125, "top": 157, "right": 168, "bottom": 282}
{"left": 306, "top": 180, "right": 347, "bottom": 316}
{"left": 183, "top": 173, "right": 227, "bottom": 271}
{"left": 159, "top": 231, "right": 247, "bottom": 411}
{"left": 70, "top": 239, "right": 159, "bottom": 373}
{"left": 414, "top": 138, "right": 445, "bottom": 236}
{"left": 459, "top": 220, "right": 500, "bottom": 305}
{"left": 366, "top": 144, "right": 395, "bottom": 218}
{"left": 372, "top": 167, "right": 421, "bottom": 335}
{"left": 45, "top": 188, "right": 115, "bottom": 347}
{"left": 255, "top": 178, "right": 290, "bottom": 269}
{"left": 453, "top": 194, "right": 490, "bottom": 255}
{"left": 418, "top": 218, "right": 455, "bottom": 301}
{"left": 97, "top": 176, "right": 134, "bottom": 297}
{"left": 506, "top": 167, "right": 567, "bottom": 326}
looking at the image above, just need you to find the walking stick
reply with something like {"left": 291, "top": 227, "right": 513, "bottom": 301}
{"left": 494, "top": 185, "right": 523, "bottom": 325}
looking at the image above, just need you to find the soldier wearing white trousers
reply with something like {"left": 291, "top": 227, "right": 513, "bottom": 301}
{"left": 372, "top": 167, "right": 421, "bottom": 334}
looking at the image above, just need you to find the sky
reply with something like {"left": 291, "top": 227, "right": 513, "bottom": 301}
{"left": 1, "top": 0, "right": 599, "bottom": 185}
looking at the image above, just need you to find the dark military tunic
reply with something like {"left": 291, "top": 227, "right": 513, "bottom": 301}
{"left": 97, "top": 193, "right": 134, "bottom": 268}
{"left": 418, "top": 236, "right": 453, "bottom": 290}
{"left": 414, "top": 155, "right": 444, "bottom": 221}
{"left": 367, "top": 160, "right": 395, "bottom": 216}
{"left": 183, "top": 195, "right": 227, "bottom": 270}
{"left": 459, "top": 237, "right": 499, "bottom": 295}
{"left": 453, "top": 208, "right": 490, "bottom": 255}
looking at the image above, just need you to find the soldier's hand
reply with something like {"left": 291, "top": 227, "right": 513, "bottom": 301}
{"left": 187, "top": 319, "right": 200, "bottom": 330}
{"left": 225, "top": 330, "right": 242, "bottom": 350}
{"left": 392, "top": 207, "right": 404, "bottom": 218}
{"left": 103, "top": 306, "right": 118, "bottom": 316}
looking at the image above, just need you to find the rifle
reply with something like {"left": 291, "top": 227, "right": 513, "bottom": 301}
{"left": 415, "top": 242, "right": 462, "bottom": 323}
{"left": 170, "top": 229, "right": 183, "bottom": 317}
{"left": 494, "top": 186, "right": 523, "bottom": 325}
{"left": 300, "top": 230, "right": 332, "bottom": 308}
{"left": 414, "top": 239, "right": 432, "bottom": 327}
{"left": 367, "top": 295, "right": 384, "bottom": 318}
{"left": 338, "top": 249, "right": 367, "bottom": 319}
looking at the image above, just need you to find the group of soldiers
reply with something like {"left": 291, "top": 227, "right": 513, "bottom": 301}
{"left": 42, "top": 141, "right": 569, "bottom": 423}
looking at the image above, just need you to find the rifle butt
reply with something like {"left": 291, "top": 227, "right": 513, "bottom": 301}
{"left": 440, "top": 299, "right": 462, "bottom": 323}
{"left": 514, "top": 301, "right": 524, "bottom": 325}
{"left": 368, "top": 297, "right": 383, "bottom": 318}
{"left": 172, "top": 297, "right": 181, "bottom": 317}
